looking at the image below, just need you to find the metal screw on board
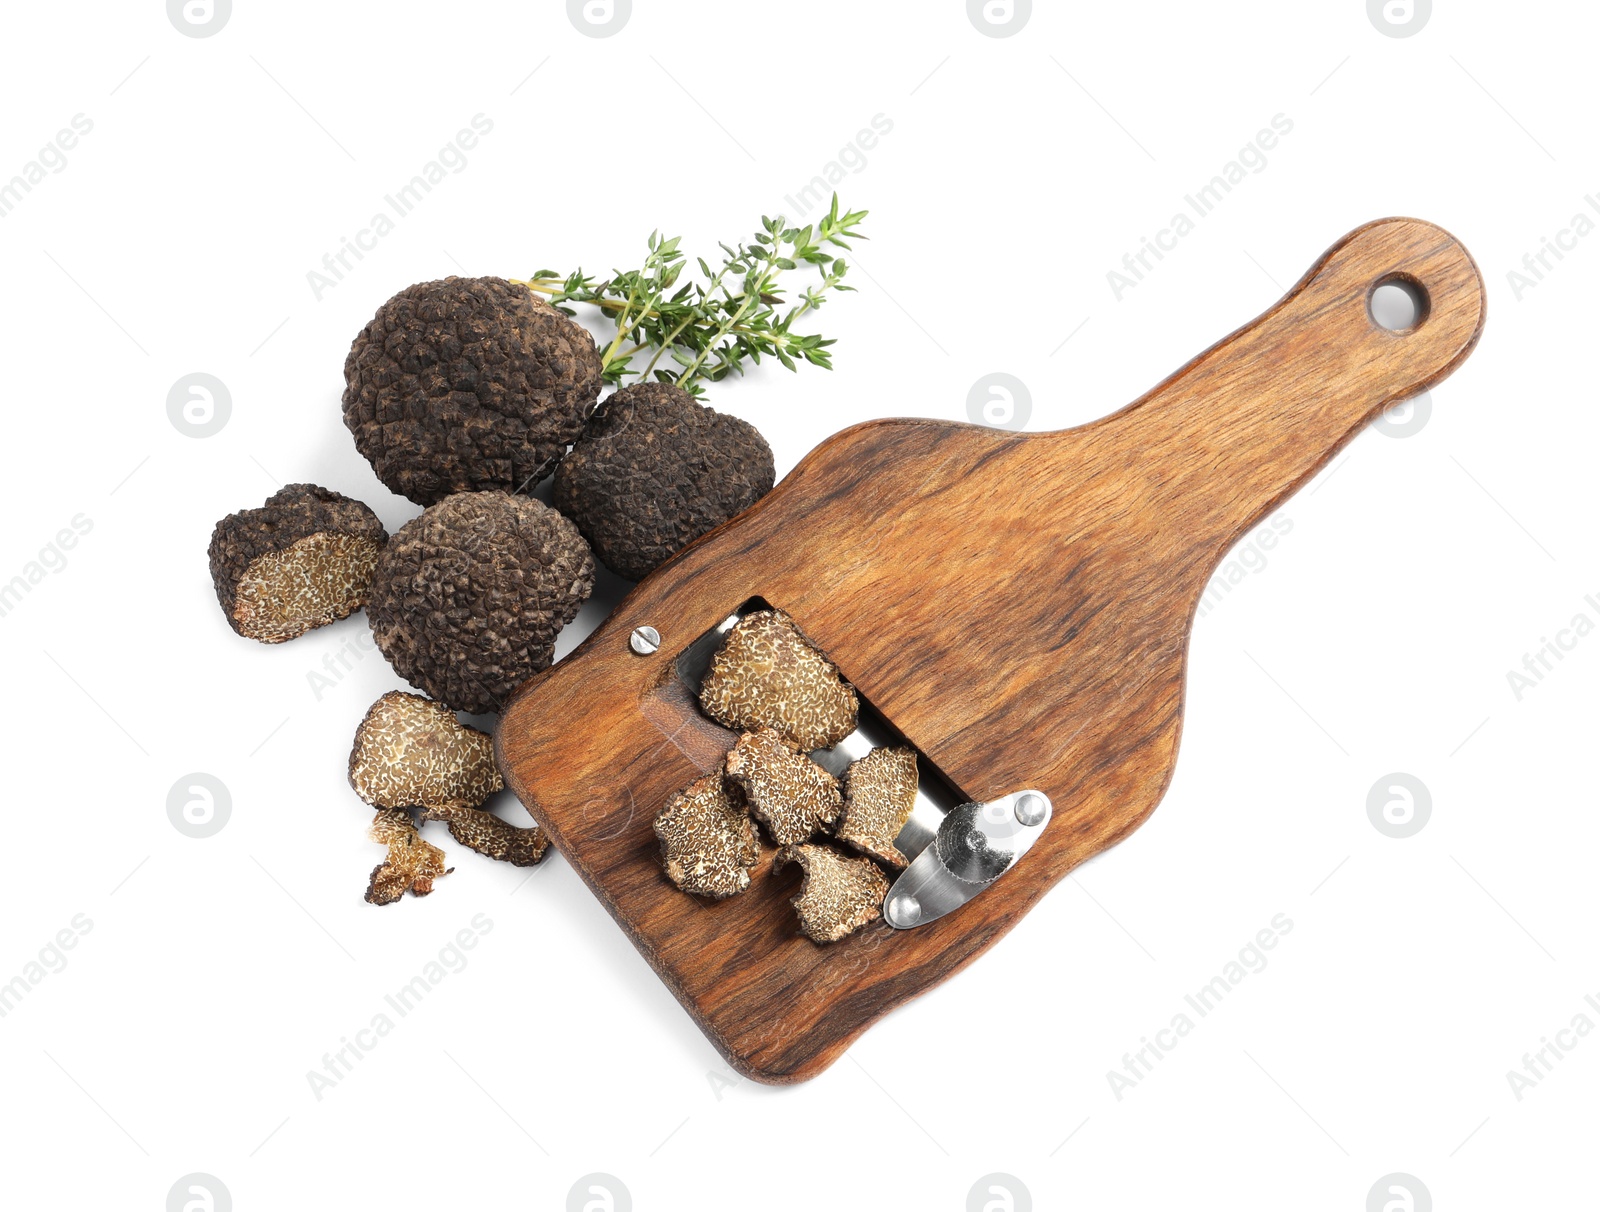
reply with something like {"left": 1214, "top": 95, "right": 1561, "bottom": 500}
{"left": 886, "top": 895, "right": 921, "bottom": 927}
{"left": 1014, "top": 793, "right": 1047, "bottom": 826}
{"left": 629, "top": 625, "right": 661, "bottom": 655}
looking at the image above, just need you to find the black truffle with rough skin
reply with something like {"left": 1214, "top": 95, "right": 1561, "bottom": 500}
{"left": 366, "top": 491, "right": 595, "bottom": 715}
{"left": 343, "top": 277, "right": 604, "bottom": 505}
{"left": 208, "top": 483, "right": 387, "bottom": 643}
{"left": 552, "top": 381, "right": 775, "bottom": 581}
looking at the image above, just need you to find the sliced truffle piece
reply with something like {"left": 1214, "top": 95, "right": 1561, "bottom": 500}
{"left": 774, "top": 843, "right": 890, "bottom": 943}
{"left": 697, "top": 610, "right": 858, "bottom": 751}
{"left": 366, "top": 491, "right": 595, "bottom": 715}
{"left": 348, "top": 690, "right": 503, "bottom": 811}
{"left": 346, "top": 690, "right": 550, "bottom": 867}
{"left": 365, "top": 809, "right": 452, "bottom": 905}
{"left": 343, "top": 277, "right": 604, "bottom": 505}
{"left": 654, "top": 772, "right": 759, "bottom": 899}
{"left": 551, "top": 381, "right": 775, "bottom": 581}
{"left": 429, "top": 806, "right": 550, "bottom": 867}
{"left": 835, "top": 746, "right": 919, "bottom": 869}
{"left": 723, "top": 727, "right": 841, "bottom": 846}
{"left": 208, "top": 483, "right": 387, "bottom": 643}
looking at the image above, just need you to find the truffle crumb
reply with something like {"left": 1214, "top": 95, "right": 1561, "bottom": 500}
{"left": 774, "top": 843, "right": 889, "bottom": 943}
{"left": 429, "top": 806, "right": 550, "bottom": 867}
{"left": 342, "top": 277, "right": 604, "bottom": 505}
{"left": 366, "top": 491, "right": 595, "bottom": 715}
{"left": 349, "top": 691, "right": 503, "bottom": 811}
{"left": 698, "top": 610, "right": 858, "bottom": 751}
{"left": 208, "top": 484, "right": 387, "bottom": 643}
{"left": 365, "top": 809, "right": 452, "bottom": 905}
{"left": 834, "top": 747, "right": 919, "bottom": 869}
{"left": 654, "top": 772, "right": 759, "bottom": 899}
{"left": 552, "top": 381, "right": 775, "bottom": 581}
{"left": 723, "top": 728, "right": 841, "bottom": 846}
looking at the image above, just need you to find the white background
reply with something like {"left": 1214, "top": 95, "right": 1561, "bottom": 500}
{"left": 0, "top": 1, "right": 1593, "bottom": 1208}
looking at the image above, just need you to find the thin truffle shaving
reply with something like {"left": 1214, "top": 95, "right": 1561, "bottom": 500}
{"left": 698, "top": 610, "right": 858, "bottom": 751}
{"left": 834, "top": 746, "right": 919, "bottom": 869}
{"left": 428, "top": 806, "right": 550, "bottom": 867}
{"left": 349, "top": 691, "right": 503, "bottom": 811}
{"left": 723, "top": 728, "right": 841, "bottom": 846}
{"left": 654, "top": 772, "right": 760, "bottom": 899}
{"left": 774, "top": 843, "right": 889, "bottom": 943}
{"left": 365, "top": 809, "right": 452, "bottom": 905}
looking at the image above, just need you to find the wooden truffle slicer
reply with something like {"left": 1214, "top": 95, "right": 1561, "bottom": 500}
{"left": 498, "top": 218, "right": 1487, "bottom": 1083}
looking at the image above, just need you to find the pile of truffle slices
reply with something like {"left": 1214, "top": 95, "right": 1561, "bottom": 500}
{"left": 660, "top": 609, "right": 920, "bottom": 943}
{"left": 207, "top": 277, "right": 776, "bottom": 905}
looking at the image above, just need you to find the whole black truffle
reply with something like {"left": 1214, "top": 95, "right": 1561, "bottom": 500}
{"left": 208, "top": 483, "right": 387, "bottom": 643}
{"left": 366, "top": 491, "right": 595, "bottom": 715}
{"left": 343, "top": 277, "right": 604, "bottom": 505}
{"left": 551, "top": 381, "right": 774, "bottom": 581}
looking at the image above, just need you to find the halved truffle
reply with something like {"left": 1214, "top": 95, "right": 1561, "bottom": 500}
{"left": 723, "top": 728, "right": 841, "bottom": 846}
{"left": 343, "top": 277, "right": 604, "bottom": 505}
{"left": 834, "top": 746, "right": 919, "bottom": 869}
{"left": 366, "top": 491, "right": 595, "bottom": 715}
{"left": 774, "top": 843, "right": 889, "bottom": 943}
{"left": 365, "top": 809, "right": 452, "bottom": 905}
{"left": 551, "top": 381, "right": 775, "bottom": 581}
{"left": 698, "top": 610, "right": 858, "bottom": 751}
{"left": 654, "top": 771, "right": 760, "bottom": 899}
{"left": 208, "top": 484, "right": 386, "bottom": 643}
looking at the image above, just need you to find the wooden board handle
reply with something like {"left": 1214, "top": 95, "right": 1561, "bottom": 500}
{"left": 1102, "top": 217, "right": 1485, "bottom": 543}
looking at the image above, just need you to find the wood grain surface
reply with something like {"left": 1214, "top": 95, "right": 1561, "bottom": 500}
{"left": 497, "top": 218, "right": 1487, "bottom": 1083}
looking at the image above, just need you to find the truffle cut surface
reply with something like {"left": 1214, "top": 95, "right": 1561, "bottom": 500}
{"left": 349, "top": 691, "right": 503, "bottom": 811}
{"left": 698, "top": 610, "right": 858, "bottom": 750}
{"left": 432, "top": 806, "right": 550, "bottom": 867}
{"left": 775, "top": 843, "right": 890, "bottom": 943}
{"left": 654, "top": 772, "right": 759, "bottom": 899}
{"left": 723, "top": 728, "right": 841, "bottom": 846}
{"left": 834, "top": 746, "right": 919, "bottom": 868}
{"left": 208, "top": 483, "right": 386, "bottom": 643}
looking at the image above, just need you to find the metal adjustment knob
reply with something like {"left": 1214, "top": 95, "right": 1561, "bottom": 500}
{"left": 935, "top": 802, "right": 1017, "bottom": 884}
{"left": 884, "top": 789, "right": 1052, "bottom": 930}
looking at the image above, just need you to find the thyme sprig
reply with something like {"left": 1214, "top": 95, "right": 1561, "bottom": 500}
{"left": 513, "top": 194, "right": 866, "bottom": 396}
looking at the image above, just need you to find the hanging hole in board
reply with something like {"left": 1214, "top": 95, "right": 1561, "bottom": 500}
{"left": 1368, "top": 275, "right": 1430, "bottom": 333}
